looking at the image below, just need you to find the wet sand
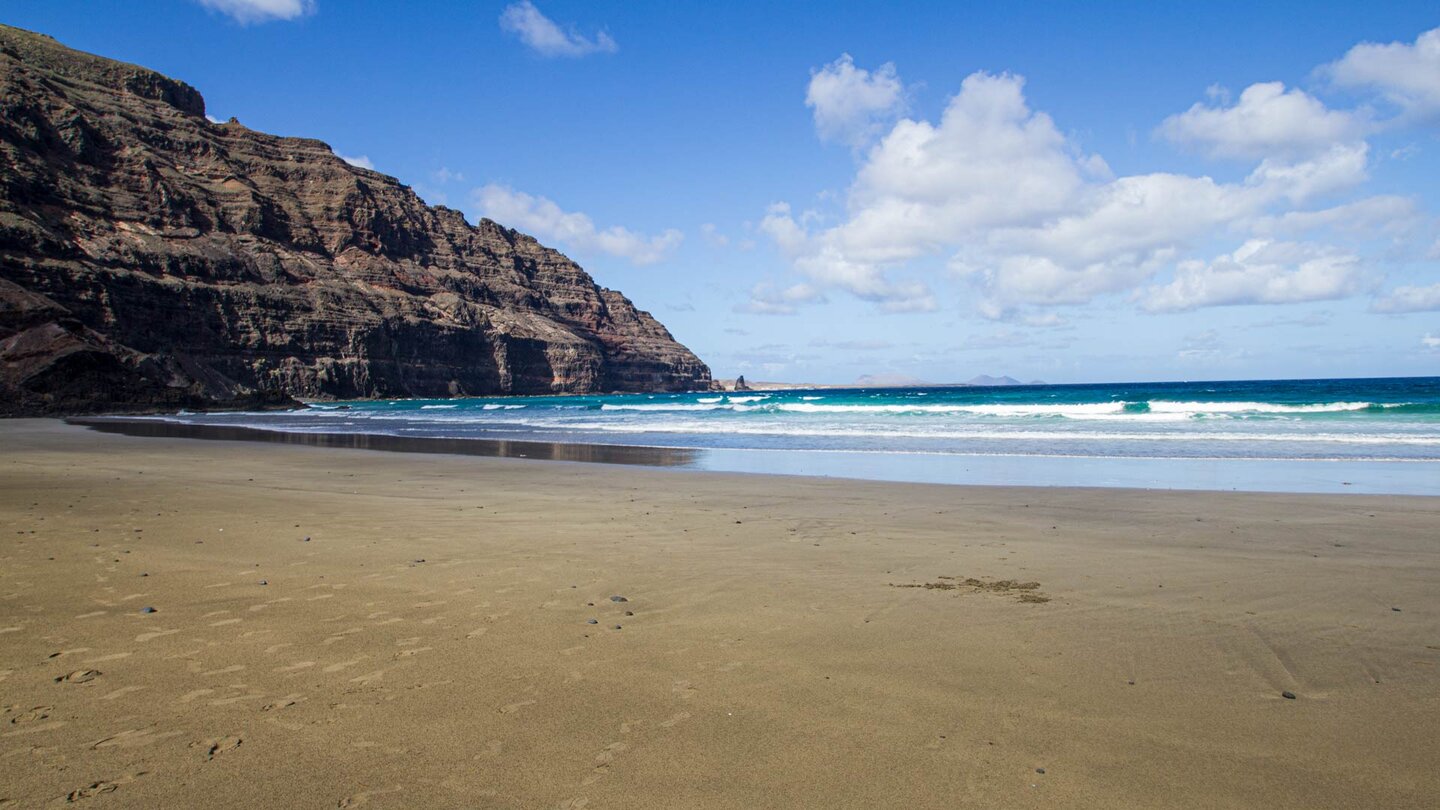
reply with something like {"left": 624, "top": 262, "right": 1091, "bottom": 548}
{"left": 1, "top": 418, "right": 1437, "bottom": 808}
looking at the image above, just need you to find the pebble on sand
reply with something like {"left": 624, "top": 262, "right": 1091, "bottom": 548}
{"left": 612, "top": 625, "right": 622, "bottom": 630}
{"left": 610, "top": 595, "right": 628, "bottom": 603}
{"left": 140, "top": 606, "right": 157, "bottom": 614}
{"left": 1282, "top": 691, "right": 1297, "bottom": 700}
{"left": 259, "top": 580, "right": 268, "bottom": 585}
{"left": 586, "top": 619, "right": 598, "bottom": 625}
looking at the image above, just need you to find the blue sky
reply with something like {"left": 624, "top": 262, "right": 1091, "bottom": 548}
{"left": 5, "top": 0, "right": 1439, "bottom": 383}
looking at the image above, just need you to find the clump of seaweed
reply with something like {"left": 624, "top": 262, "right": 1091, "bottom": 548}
{"left": 891, "top": 576, "right": 1050, "bottom": 603}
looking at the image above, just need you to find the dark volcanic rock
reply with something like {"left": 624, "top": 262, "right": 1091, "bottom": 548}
{"left": 0, "top": 25, "right": 711, "bottom": 416}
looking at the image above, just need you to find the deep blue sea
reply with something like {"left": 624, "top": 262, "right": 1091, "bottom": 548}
{"left": 146, "top": 377, "right": 1440, "bottom": 494}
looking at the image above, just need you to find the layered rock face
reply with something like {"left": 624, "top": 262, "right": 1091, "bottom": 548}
{"left": 0, "top": 25, "right": 711, "bottom": 416}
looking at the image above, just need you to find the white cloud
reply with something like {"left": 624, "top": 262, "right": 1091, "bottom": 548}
{"left": 741, "top": 282, "right": 825, "bottom": 315}
{"left": 1140, "top": 240, "right": 1366, "bottom": 312}
{"left": 1325, "top": 27, "right": 1440, "bottom": 119}
{"left": 1371, "top": 283, "right": 1440, "bottom": 313}
{"left": 806, "top": 54, "right": 907, "bottom": 147}
{"left": 700, "top": 223, "right": 729, "bottom": 248}
{"left": 432, "top": 167, "right": 465, "bottom": 184}
{"left": 338, "top": 154, "right": 374, "bottom": 170}
{"left": 1250, "top": 195, "right": 1421, "bottom": 239}
{"left": 194, "top": 0, "right": 313, "bottom": 24}
{"left": 499, "top": 1, "right": 617, "bottom": 58}
{"left": 473, "top": 184, "right": 681, "bottom": 265}
{"left": 1423, "top": 333, "right": 1440, "bottom": 350}
{"left": 1158, "top": 81, "right": 1368, "bottom": 158}
{"left": 764, "top": 64, "right": 1381, "bottom": 318}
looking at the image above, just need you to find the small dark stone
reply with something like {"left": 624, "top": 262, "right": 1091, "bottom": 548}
{"left": 624, "top": 611, "right": 633, "bottom": 616}
{"left": 612, "top": 625, "right": 622, "bottom": 630}
{"left": 1036, "top": 768, "right": 1045, "bottom": 775}
{"left": 610, "top": 595, "right": 628, "bottom": 603}
{"left": 303, "top": 537, "right": 311, "bottom": 542}
{"left": 140, "top": 572, "right": 148, "bottom": 577}
{"left": 1127, "top": 680, "right": 1135, "bottom": 685}
{"left": 259, "top": 580, "right": 268, "bottom": 586}
{"left": 1391, "top": 607, "right": 1401, "bottom": 612}
{"left": 140, "top": 606, "right": 157, "bottom": 614}
{"left": 586, "top": 619, "right": 598, "bottom": 625}
{"left": 1281, "top": 691, "right": 1296, "bottom": 700}
{"left": 586, "top": 602, "right": 594, "bottom": 606}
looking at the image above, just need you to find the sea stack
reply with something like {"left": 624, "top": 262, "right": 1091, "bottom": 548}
{"left": 0, "top": 25, "right": 711, "bottom": 416}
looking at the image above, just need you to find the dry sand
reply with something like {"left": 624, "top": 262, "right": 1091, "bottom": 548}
{"left": 1, "top": 418, "right": 1437, "bottom": 808}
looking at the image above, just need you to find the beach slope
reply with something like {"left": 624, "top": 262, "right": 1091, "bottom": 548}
{"left": 1, "top": 420, "right": 1436, "bottom": 807}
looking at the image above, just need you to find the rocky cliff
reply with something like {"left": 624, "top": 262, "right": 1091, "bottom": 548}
{"left": 0, "top": 25, "right": 712, "bottom": 416}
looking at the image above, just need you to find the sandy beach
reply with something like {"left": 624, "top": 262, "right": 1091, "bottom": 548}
{"left": 1, "top": 419, "right": 1437, "bottom": 808}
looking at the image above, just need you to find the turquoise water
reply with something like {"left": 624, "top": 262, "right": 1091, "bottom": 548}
{"left": 153, "top": 377, "right": 1440, "bottom": 494}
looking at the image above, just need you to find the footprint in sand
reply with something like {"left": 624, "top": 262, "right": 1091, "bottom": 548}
{"left": 62, "top": 772, "right": 146, "bottom": 802}
{"left": 581, "top": 742, "right": 629, "bottom": 785}
{"left": 54, "top": 669, "right": 101, "bottom": 685}
{"left": 197, "top": 735, "right": 242, "bottom": 761}
{"left": 556, "top": 797, "right": 589, "bottom": 809}
{"left": 261, "top": 695, "right": 302, "bottom": 712}
{"left": 659, "top": 711, "right": 691, "bottom": 728}
{"left": 5, "top": 705, "right": 52, "bottom": 725}
{"left": 179, "top": 689, "right": 214, "bottom": 703}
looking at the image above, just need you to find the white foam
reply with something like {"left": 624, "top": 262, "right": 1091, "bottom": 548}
{"left": 1146, "top": 400, "right": 1374, "bottom": 414}
{"left": 420, "top": 404, "right": 458, "bottom": 410}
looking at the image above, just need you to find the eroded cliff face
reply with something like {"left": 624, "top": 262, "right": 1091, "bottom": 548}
{"left": 0, "top": 25, "right": 711, "bottom": 415}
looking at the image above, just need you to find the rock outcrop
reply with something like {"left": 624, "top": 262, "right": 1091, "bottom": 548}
{"left": 0, "top": 25, "right": 711, "bottom": 416}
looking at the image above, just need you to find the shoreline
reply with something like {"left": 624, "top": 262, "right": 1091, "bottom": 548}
{"left": 1, "top": 419, "right": 1438, "bottom": 807}
{"left": 69, "top": 415, "right": 1440, "bottom": 497}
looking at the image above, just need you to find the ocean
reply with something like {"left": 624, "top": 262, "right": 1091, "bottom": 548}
{"left": 131, "top": 377, "right": 1440, "bottom": 495}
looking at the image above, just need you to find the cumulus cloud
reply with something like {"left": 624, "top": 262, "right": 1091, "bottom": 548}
{"left": 473, "top": 184, "right": 680, "bottom": 265}
{"left": 740, "top": 282, "right": 825, "bottom": 315}
{"left": 337, "top": 154, "right": 374, "bottom": 170}
{"left": 194, "top": 0, "right": 313, "bottom": 24}
{"left": 1423, "top": 333, "right": 1440, "bottom": 350}
{"left": 1139, "top": 240, "right": 1366, "bottom": 312}
{"left": 806, "top": 54, "right": 907, "bottom": 147}
{"left": 1325, "top": 27, "right": 1440, "bottom": 119}
{"left": 499, "top": 1, "right": 617, "bottom": 58}
{"left": 1371, "top": 283, "right": 1440, "bottom": 313}
{"left": 763, "top": 62, "right": 1381, "bottom": 318}
{"left": 1158, "top": 82, "right": 1368, "bottom": 158}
